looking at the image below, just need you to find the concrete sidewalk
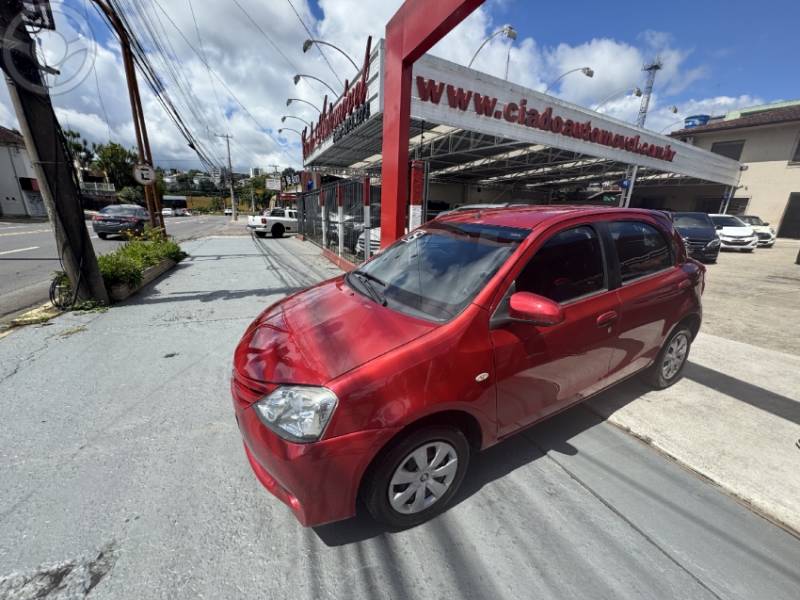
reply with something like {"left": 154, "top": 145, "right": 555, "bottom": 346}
{"left": 1, "top": 235, "right": 798, "bottom": 599}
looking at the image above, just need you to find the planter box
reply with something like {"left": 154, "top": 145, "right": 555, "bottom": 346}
{"left": 109, "top": 258, "right": 177, "bottom": 302}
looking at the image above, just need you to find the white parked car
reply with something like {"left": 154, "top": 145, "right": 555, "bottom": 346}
{"left": 709, "top": 214, "right": 758, "bottom": 252}
{"left": 738, "top": 215, "right": 776, "bottom": 247}
{"left": 224, "top": 207, "right": 232, "bottom": 216}
{"left": 355, "top": 227, "right": 382, "bottom": 257}
{"left": 247, "top": 207, "right": 298, "bottom": 238}
{"left": 174, "top": 207, "right": 189, "bottom": 217}
{"left": 161, "top": 207, "right": 174, "bottom": 217}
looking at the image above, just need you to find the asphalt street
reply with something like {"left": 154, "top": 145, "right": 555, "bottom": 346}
{"left": 0, "top": 215, "right": 233, "bottom": 320}
{"left": 0, "top": 236, "right": 797, "bottom": 600}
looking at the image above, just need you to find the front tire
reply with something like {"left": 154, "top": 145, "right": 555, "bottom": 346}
{"left": 364, "top": 426, "right": 470, "bottom": 528}
{"left": 643, "top": 326, "right": 692, "bottom": 389}
{"left": 97, "top": 232, "right": 108, "bottom": 240}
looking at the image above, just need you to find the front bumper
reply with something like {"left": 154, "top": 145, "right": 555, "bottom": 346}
{"left": 234, "top": 391, "right": 399, "bottom": 526}
{"left": 92, "top": 222, "right": 139, "bottom": 234}
{"left": 719, "top": 237, "right": 758, "bottom": 251}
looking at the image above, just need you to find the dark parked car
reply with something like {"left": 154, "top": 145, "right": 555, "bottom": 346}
{"left": 671, "top": 212, "right": 720, "bottom": 263}
{"left": 92, "top": 204, "right": 149, "bottom": 239}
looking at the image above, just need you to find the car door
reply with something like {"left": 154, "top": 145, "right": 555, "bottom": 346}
{"left": 490, "top": 223, "right": 621, "bottom": 438}
{"left": 604, "top": 219, "right": 690, "bottom": 384}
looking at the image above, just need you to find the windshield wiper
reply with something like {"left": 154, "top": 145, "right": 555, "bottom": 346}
{"left": 349, "top": 271, "right": 387, "bottom": 306}
{"left": 352, "top": 269, "right": 386, "bottom": 287}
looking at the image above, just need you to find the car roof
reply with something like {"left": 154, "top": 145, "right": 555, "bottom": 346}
{"left": 434, "top": 205, "right": 664, "bottom": 230}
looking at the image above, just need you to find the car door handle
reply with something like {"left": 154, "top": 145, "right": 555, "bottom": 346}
{"left": 596, "top": 311, "right": 618, "bottom": 328}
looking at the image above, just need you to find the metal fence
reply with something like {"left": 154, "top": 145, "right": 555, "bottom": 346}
{"left": 298, "top": 179, "right": 381, "bottom": 265}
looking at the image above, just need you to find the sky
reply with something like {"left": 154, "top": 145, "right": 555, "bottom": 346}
{"left": 0, "top": 0, "right": 797, "bottom": 173}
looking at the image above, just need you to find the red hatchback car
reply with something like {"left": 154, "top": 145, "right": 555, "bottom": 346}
{"left": 232, "top": 206, "right": 705, "bottom": 528}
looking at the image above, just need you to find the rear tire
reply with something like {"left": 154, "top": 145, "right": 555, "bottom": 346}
{"left": 255, "top": 231, "right": 267, "bottom": 238}
{"left": 642, "top": 326, "right": 692, "bottom": 389}
{"left": 271, "top": 224, "right": 284, "bottom": 238}
{"left": 97, "top": 232, "right": 108, "bottom": 240}
{"left": 364, "top": 426, "right": 469, "bottom": 528}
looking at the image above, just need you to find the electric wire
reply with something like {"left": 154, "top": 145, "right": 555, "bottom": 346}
{"left": 284, "top": 0, "right": 343, "bottom": 88}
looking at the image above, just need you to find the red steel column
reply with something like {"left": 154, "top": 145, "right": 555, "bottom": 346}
{"left": 380, "top": 0, "right": 484, "bottom": 247}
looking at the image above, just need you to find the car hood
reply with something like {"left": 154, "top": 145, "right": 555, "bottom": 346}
{"left": 234, "top": 276, "right": 437, "bottom": 387}
{"left": 717, "top": 226, "right": 754, "bottom": 237}
{"left": 675, "top": 225, "right": 716, "bottom": 240}
{"left": 750, "top": 224, "right": 772, "bottom": 233}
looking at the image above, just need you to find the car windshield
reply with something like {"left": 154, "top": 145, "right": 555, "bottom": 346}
{"left": 711, "top": 215, "right": 746, "bottom": 228}
{"left": 739, "top": 216, "right": 764, "bottom": 226}
{"left": 673, "top": 213, "right": 712, "bottom": 228}
{"left": 101, "top": 205, "right": 143, "bottom": 216}
{"left": 351, "top": 222, "right": 528, "bottom": 322}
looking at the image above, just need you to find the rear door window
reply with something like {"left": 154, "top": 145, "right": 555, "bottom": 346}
{"left": 609, "top": 221, "right": 672, "bottom": 283}
{"left": 515, "top": 226, "right": 606, "bottom": 303}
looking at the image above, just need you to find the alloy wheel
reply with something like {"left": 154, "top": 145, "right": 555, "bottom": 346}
{"left": 388, "top": 441, "right": 458, "bottom": 514}
{"left": 662, "top": 332, "right": 689, "bottom": 380}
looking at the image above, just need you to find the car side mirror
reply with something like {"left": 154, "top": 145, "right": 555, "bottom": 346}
{"left": 508, "top": 292, "right": 564, "bottom": 326}
{"left": 763, "top": 222, "right": 769, "bottom": 226}
{"left": 715, "top": 225, "right": 722, "bottom": 230}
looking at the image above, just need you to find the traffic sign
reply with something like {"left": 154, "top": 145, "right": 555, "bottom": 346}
{"left": 132, "top": 163, "right": 155, "bottom": 185}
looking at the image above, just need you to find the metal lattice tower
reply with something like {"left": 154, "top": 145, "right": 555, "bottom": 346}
{"left": 636, "top": 58, "right": 663, "bottom": 128}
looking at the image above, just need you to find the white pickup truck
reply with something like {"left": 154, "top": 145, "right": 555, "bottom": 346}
{"left": 247, "top": 207, "right": 298, "bottom": 238}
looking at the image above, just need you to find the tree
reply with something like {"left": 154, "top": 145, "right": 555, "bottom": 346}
{"left": 93, "top": 142, "right": 138, "bottom": 190}
{"left": 63, "top": 129, "right": 93, "bottom": 169}
{"left": 118, "top": 186, "right": 144, "bottom": 204}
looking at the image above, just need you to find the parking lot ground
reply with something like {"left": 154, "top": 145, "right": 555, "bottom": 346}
{"left": 1, "top": 236, "right": 799, "bottom": 599}
{"left": 700, "top": 238, "right": 800, "bottom": 355}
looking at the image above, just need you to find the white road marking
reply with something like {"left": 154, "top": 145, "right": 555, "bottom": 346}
{"left": 0, "top": 246, "right": 39, "bottom": 256}
{"left": 0, "top": 228, "right": 51, "bottom": 237}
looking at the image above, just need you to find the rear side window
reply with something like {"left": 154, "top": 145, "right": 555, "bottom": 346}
{"left": 609, "top": 221, "right": 672, "bottom": 282}
{"left": 270, "top": 208, "right": 285, "bottom": 217}
{"left": 516, "top": 226, "right": 605, "bottom": 303}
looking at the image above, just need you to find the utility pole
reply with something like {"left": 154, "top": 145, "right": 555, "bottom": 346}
{"left": 0, "top": 1, "right": 108, "bottom": 304}
{"left": 216, "top": 133, "right": 236, "bottom": 221}
{"left": 622, "top": 58, "right": 662, "bottom": 208}
{"left": 91, "top": 0, "right": 165, "bottom": 233}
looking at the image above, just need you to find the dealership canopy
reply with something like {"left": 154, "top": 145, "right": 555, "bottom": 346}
{"left": 302, "top": 39, "right": 741, "bottom": 192}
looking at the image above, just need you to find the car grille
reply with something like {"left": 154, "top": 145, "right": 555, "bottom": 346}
{"left": 725, "top": 238, "right": 750, "bottom": 245}
{"left": 756, "top": 231, "right": 772, "bottom": 240}
{"left": 685, "top": 239, "right": 707, "bottom": 250}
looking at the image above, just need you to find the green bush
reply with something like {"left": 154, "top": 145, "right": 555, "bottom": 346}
{"left": 98, "top": 237, "right": 186, "bottom": 289}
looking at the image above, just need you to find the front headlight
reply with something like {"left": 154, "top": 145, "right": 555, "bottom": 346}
{"left": 254, "top": 386, "right": 338, "bottom": 443}
{"left": 707, "top": 238, "right": 721, "bottom": 248}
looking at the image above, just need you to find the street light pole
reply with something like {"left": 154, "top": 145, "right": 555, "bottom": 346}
{"left": 593, "top": 87, "right": 642, "bottom": 111}
{"left": 286, "top": 98, "right": 322, "bottom": 113}
{"left": 302, "top": 39, "right": 360, "bottom": 74}
{"left": 293, "top": 73, "right": 338, "bottom": 97}
{"left": 543, "top": 67, "right": 594, "bottom": 94}
{"left": 468, "top": 25, "right": 517, "bottom": 80}
{"left": 216, "top": 133, "right": 236, "bottom": 222}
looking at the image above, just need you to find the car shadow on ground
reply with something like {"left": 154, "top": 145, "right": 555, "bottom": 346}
{"left": 313, "top": 379, "right": 649, "bottom": 547}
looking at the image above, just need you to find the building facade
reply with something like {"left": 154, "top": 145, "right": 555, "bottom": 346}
{"left": 669, "top": 102, "right": 800, "bottom": 238}
{"left": 0, "top": 126, "right": 46, "bottom": 218}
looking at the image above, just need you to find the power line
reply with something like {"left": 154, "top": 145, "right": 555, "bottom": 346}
{"left": 147, "top": 0, "right": 300, "bottom": 165}
{"left": 83, "top": 0, "right": 113, "bottom": 141}
{"left": 187, "top": 0, "right": 227, "bottom": 133}
{"left": 284, "top": 0, "right": 343, "bottom": 88}
{"left": 231, "top": 0, "right": 300, "bottom": 74}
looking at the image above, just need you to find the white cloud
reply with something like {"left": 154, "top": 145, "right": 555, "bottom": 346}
{"left": 0, "top": 2, "right": 769, "bottom": 174}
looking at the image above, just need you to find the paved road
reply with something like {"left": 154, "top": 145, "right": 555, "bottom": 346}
{"left": 0, "top": 216, "right": 232, "bottom": 320}
{"left": 1, "top": 236, "right": 797, "bottom": 599}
